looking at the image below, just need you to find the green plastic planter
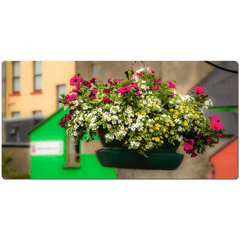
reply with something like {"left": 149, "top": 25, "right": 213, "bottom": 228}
{"left": 95, "top": 127, "right": 184, "bottom": 170}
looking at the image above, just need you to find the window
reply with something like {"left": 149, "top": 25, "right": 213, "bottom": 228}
{"left": 57, "top": 85, "right": 66, "bottom": 109}
{"left": 34, "top": 61, "right": 42, "bottom": 91}
{"left": 66, "top": 135, "right": 80, "bottom": 166}
{"left": 10, "top": 126, "right": 20, "bottom": 142}
{"left": 90, "top": 61, "right": 101, "bottom": 81}
{"left": 12, "top": 61, "right": 20, "bottom": 93}
{"left": 33, "top": 110, "right": 42, "bottom": 116}
{"left": 12, "top": 111, "right": 20, "bottom": 117}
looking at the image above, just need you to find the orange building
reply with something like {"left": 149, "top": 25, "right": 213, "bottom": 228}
{"left": 210, "top": 137, "right": 238, "bottom": 179}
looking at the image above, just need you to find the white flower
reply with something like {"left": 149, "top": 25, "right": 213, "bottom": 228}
{"left": 178, "top": 126, "right": 182, "bottom": 132}
{"left": 194, "top": 126, "right": 198, "bottom": 131}
{"left": 149, "top": 142, "right": 153, "bottom": 147}
{"left": 98, "top": 108, "right": 102, "bottom": 113}
{"left": 149, "top": 91, "right": 152, "bottom": 94}
{"left": 107, "top": 124, "right": 111, "bottom": 129}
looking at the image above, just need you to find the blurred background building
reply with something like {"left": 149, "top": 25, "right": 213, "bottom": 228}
{"left": 1, "top": 61, "right": 238, "bottom": 179}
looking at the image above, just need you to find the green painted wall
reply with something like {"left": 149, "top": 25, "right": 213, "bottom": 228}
{"left": 30, "top": 109, "right": 116, "bottom": 179}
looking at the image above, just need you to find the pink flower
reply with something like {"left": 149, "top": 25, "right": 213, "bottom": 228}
{"left": 131, "top": 75, "right": 138, "bottom": 81}
{"left": 154, "top": 78, "right": 162, "bottom": 85}
{"left": 65, "top": 94, "right": 77, "bottom": 102}
{"left": 65, "top": 114, "right": 72, "bottom": 121}
{"left": 117, "top": 86, "right": 132, "bottom": 95}
{"left": 184, "top": 138, "right": 195, "bottom": 145}
{"left": 132, "top": 84, "right": 139, "bottom": 91}
{"left": 152, "top": 84, "right": 159, "bottom": 91}
{"left": 218, "top": 133, "right": 222, "bottom": 137}
{"left": 70, "top": 85, "right": 82, "bottom": 93}
{"left": 210, "top": 122, "right": 224, "bottom": 131}
{"left": 205, "top": 135, "right": 212, "bottom": 143}
{"left": 191, "top": 151, "right": 198, "bottom": 157}
{"left": 90, "top": 89, "right": 97, "bottom": 96}
{"left": 136, "top": 91, "right": 141, "bottom": 96}
{"left": 209, "top": 115, "right": 221, "bottom": 122}
{"left": 171, "top": 92, "right": 174, "bottom": 97}
{"left": 69, "top": 110, "right": 74, "bottom": 116}
{"left": 70, "top": 75, "right": 82, "bottom": 86}
{"left": 183, "top": 142, "right": 194, "bottom": 151}
{"left": 136, "top": 72, "right": 143, "bottom": 77}
{"left": 213, "top": 140, "right": 219, "bottom": 144}
{"left": 136, "top": 67, "right": 145, "bottom": 73}
{"left": 167, "top": 81, "right": 177, "bottom": 89}
{"left": 193, "top": 86, "right": 205, "bottom": 96}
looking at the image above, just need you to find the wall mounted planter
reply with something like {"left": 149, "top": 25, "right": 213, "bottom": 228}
{"left": 95, "top": 127, "right": 184, "bottom": 170}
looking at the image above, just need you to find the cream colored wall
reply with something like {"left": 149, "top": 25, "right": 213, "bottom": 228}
{"left": 5, "top": 61, "right": 76, "bottom": 118}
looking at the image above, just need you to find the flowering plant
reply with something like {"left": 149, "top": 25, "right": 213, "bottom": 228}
{"left": 59, "top": 66, "right": 226, "bottom": 158}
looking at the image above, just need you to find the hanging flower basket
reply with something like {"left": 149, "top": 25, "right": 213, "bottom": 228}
{"left": 59, "top": 61, "right": 226, "bottom": 170}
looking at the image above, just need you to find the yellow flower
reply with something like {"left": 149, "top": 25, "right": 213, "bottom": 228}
{"left": 166, "top": 123, "right": 170, "bottom": 126}
{"left": 141, "top": 111, "right": 146, "bottom": 115}
{"left": 183, "top": 121, "right": 188, "bottom": 126}
{"left": 156, "top": 124, "right": 161, "bottom": 128}
{"left": 128, "top": 146, "right": 131, "bottom": 149}
{"left": 186, "top": 106, "right": 189, "bottom": 109}
{"left": 170, "top": 109, "right": 174, "bottom": 112}
{"left": 155, "top": 117, "right": 159, "bottom": 121}
{"left": 161, "top": 140, "right": 164, "bottom": 144}
{"left": 175, "top": 111, "right": 179, "bottom": 115}
{"left": 150, "top": 125, "right": 153, "bottom": 128}
{"left": 157, "top": 103, "right": 160, "bottom": 105}
{"left": 135, "top": 112, "right": 140, "bottom": 116}
{"left": 146, "top": 115, "right": 149, "bottom": 118}
{"left": 138, "top": 136, "right": 142, "bottom": 141}
{"left": 181, "top": 110, "right": 184, "bottom": 113}
{"left": 160, "top": 136, "right": 163, "bottom": 139}
{"left": 138, "top": 142, "right": 141, "bottom": 145}
{"left": 145, "top": 145, "right": 149, "bottom": 149}
{"left": 196, "top": 115, "right": 200, "bottom": 119}
{"left": 149, "top": 129, "right": 154, "bottom": 132}
{"left": 152, "top": 137, "right": 155, "bottom": 140}
{"left": 171, "top": 123, "right": 175, "bottom": 127}
{"left": 156, "top": 127, "right": 160, "bottom": 130}
{"left": 147, "top": 110, "right": 150, "bottom": 113}
{"left": 163, "top": 128, "right": 166, "bottom": 132}
{"left": 153, "top": 104, "right": 156, "bottom": 106}
{"left": 138, "top": 103, "right": 141, "bottom": 106}
{"left": 191, "top": 124, "right": 193, "bottom": 126}
{"left": 165, "top": 134, "right": 168, "bottom": 138}
{"left": 155, "top": 137, "right": 160, "bottom": 142}
{"left": 173, "top": 115, "right": 177, "bottom": 119}
{"left": 170, "top": 131, "right": 174, "bottom": 135}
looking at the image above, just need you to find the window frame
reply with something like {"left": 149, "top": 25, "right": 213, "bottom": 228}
{"left": 11, "top": 111, "right": 21, "bottom": 118}
{"left": 33, "top": 110, "right": 42, "bottom": 116}
{"left": 33, "top": 61, "right": 42, "bottom": 92}
{"left": 66, "top": 135, "right": 80, "bottom": 166}
{"left": 90, "top": 61, "right": 101, "bottom": 81}
{"left": 12, "top": 61, "right": 20, "bottom": 93}
{"left": 57, "top": 84, "right": 66, "bottom": 110}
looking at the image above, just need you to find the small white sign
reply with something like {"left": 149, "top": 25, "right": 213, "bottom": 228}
{"left": 30, "top": 141, "right": 63, "bottom": 156}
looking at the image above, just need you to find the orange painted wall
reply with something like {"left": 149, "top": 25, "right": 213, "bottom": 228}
{"left": 210, "top": 137, "right": 238, "bottom": 179}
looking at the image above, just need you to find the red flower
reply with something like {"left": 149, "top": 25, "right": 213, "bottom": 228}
{"left": 59, "top": 121, "right": 66, "bottom": 127}
{"left": 90, "top": 78, "right": 96, "bottom": 84}
{"left": 89, "top": 95, "right": 96, "bottom": 101}
{"left": 101, "top": 96, "right": 112, "bottom": 104}
{"left": 205, "top": 135, "right": 212, "bottom": 143}
{"left": 191, "top": 150, "right": 198, "bottom": 157}
{"left": 103, "top": 88, "right": 113, "bottom": 94}
{"left": 194, "top": 134, "right": 201, "bottom": 140}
